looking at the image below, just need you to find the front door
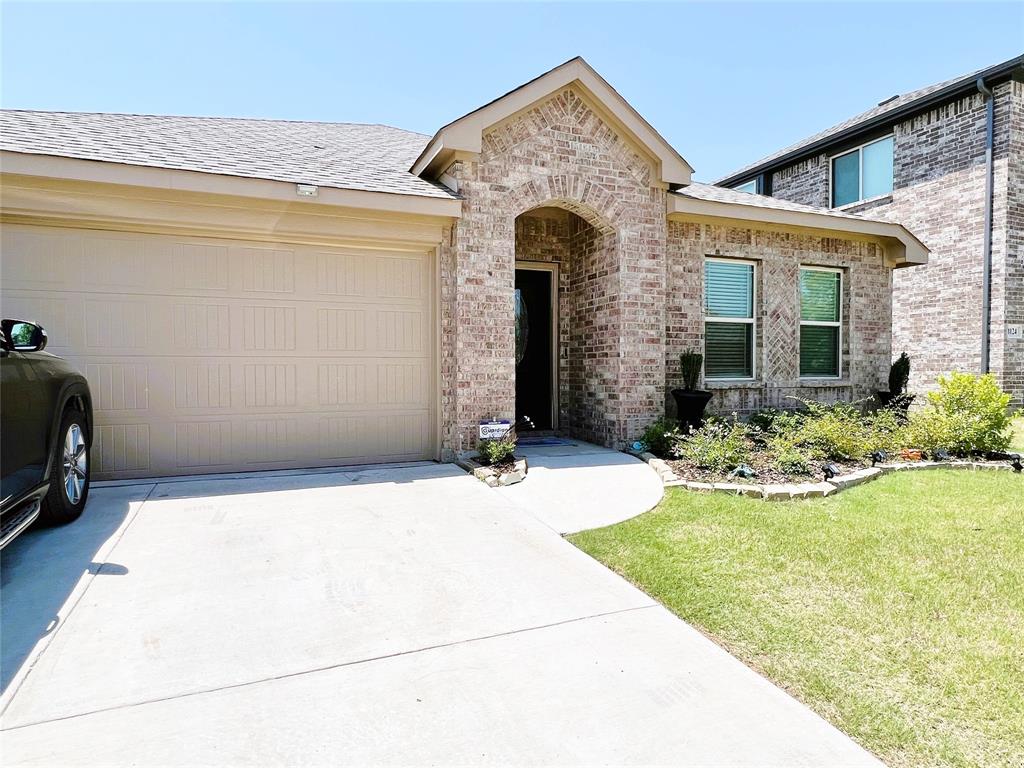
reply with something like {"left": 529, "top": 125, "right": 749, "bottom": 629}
{"left": 514, "top": 265, "right": 555, "bottom": 430}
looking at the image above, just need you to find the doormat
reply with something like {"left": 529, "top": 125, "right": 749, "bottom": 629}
{"left": 517, "top": 437, "right": 575, "bottom": 446}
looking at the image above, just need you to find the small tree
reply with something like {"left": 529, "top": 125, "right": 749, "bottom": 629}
{"left": 680, "top": 350, "right": 703, "bottom": 391}
{"left": 888, "top": 352, "right": 911, "bottom": 397}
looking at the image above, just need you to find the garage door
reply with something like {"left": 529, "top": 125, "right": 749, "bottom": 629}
{"left": 0, "top": 224, "right": 436, "bottom": 479}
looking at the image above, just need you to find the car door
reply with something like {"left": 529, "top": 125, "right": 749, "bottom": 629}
{"left": 0, "top": 348, "right": 48, "bottom": 505}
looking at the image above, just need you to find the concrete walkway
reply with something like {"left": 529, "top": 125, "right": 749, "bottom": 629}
{"left": 1, "top": 462, "right": 880, "bottom": 767}
{"left": 498, "top": 439, "right": 664, "bottom": 533}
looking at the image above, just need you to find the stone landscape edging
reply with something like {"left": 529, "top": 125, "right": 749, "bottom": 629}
{"left": 636, "top": 452, "right": 1017, "bottom": 501}
{"left": 457, "top": 456, "right": 529, "bottom": 487}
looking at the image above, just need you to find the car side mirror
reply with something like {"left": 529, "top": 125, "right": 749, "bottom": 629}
{"left": 0, "top": 319, "right": 48, "bottom": 352}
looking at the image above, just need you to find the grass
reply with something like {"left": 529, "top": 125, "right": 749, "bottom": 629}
{"left": 569, "top": 471, "right": 1024, "bottom": 768}
{"left": 1011, "top": 415, "right": 1024, "bottom": 452}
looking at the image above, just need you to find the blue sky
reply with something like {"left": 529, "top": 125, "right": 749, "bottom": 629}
{"left": 3, "top": 2, "right": 1022, "bottom": 181}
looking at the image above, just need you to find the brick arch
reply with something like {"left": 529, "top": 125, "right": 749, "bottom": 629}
{"left": 508, "top": 175, "right": 622, "bottom": 235}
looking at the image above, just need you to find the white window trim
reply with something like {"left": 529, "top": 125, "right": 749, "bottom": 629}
{"left": 829, "top": 135, "right": 893, "bottom": 209}
{"left": 799, "top": 265, "right": 843, "bottom": 380}
{"left": 704, "top": 256, "right": 757, "bottom": 381}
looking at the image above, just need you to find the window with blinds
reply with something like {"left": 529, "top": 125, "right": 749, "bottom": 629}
{"left": 799, "top": 267, "right": 842, "bottom": 378}
{"left": 704, "top": 258, "right": 755, "bottom": 379}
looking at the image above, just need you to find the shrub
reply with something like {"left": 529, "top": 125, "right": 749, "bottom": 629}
{"left": 772, "top": 447, "right": 812, "bottom": 475}
{"left": 477, "top": 432, "right": 517, "bottom": 466}
{"left": 748, "top": 407, "right": 786, "bottom": 434}
{"left": 680, "top": 350, "right": 703, "bottom": 391}
{"left": 640, "top": 417, "right": 683, "bottom": 458}
{"left": 864, "top": 407, "right": 908, "bottom": 454}
{"left": 904, "top": 410, "right": 955, "bottom": 454}
{"left": 759, "top": 411, "right": 815, "bottom": 474}
{"left": 907, "top": 372, "right": 1012, "bottom": 454}
{"left": 673, "top": 419, "right": 750, "bottom": 472}
{"left": 888, "top": 352, "right": 911, "bottom": 397}
{"left": 789, "top": 399, "right": 872, "bottom": 461}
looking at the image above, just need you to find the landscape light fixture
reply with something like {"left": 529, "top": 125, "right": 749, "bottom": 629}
{"left": 1011, "top": 454, "right": 1023, "bottom": 473}
{"left": 822, "top": 463, "right": 840, "bottom": 480}
{"left": 730, "top": 464, "right": 757, "bottom": 479}
{"left": 870, "top": 450, "right": 888, "bottom": 466}
{"left": 932, "top": 448, "right": 951, "bottom": 461}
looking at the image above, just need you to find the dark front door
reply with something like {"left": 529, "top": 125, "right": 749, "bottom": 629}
{"left": 514, "top": 267, "right": 554, "bottom": 430}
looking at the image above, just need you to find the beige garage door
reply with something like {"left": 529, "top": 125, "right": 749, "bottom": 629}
{"left": 1, "top": 224, "right": 436, "bottom": 479}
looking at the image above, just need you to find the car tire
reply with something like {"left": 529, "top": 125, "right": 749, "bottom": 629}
{"left": 39, "top": 408, "right": 91, "bottom": 526}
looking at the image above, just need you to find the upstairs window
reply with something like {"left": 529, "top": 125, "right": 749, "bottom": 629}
{"left": 704, "top": 258, "right": 755, "bottom": 379}
{"left": 732, "top": 179, "right": 757, "bottom": 195}
{"left": 799, "top": 267, "right": 842, "bottom": 378}
{"left": 831, "top": 136, "right": 893, "bottom": 207}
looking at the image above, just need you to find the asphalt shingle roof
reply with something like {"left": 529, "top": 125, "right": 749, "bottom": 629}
{"left": 0, "top": 110, "right": 457, "bottom": 199}
{"left": 718, "top": 54, "right": 1024, "bottom": 184}
{"left": 675, "top": 181, "right": 893, "bottom": 224}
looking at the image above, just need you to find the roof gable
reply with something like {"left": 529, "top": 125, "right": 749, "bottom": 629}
{"left": 412, "top": 57, "right": 693, "bottom": 188}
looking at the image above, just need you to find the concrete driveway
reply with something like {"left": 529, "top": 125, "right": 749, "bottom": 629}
{"left": 1, "top": 460, "right": 880, "bottom": 767}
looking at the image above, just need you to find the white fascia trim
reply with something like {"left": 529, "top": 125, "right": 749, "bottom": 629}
{"left": 1, "top": 151, "right": 463, "bottom": 219}
{"left": 667, "top": 192, "right": 928, "bottom": 268}
{"left": 412, "top": 57, "right": 693, "bottom": 187}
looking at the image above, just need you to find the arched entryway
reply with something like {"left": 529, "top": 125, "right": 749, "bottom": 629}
{"left": 514, "top": 202, "right": 620, "bottom": 445}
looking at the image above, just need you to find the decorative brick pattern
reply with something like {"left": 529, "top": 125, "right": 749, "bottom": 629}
{"left": 768, "top": 82, "right": 1023, "bottom": 405}
{"left": 438, "top": 87, "right": 666, "bottom": 456}
{"left": 437, "top": 85, "right": 903, "bottom": 458}
{"left": 665, "top": 221, "right": 892, "bottom": 416}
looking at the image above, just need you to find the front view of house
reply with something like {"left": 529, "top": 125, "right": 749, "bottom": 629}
{"left": 0, "top": 58, "right": 928, "bottom": 479}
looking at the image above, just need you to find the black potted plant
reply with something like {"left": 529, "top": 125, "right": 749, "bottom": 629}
{"left": 671, "top": 350, "right": 714, "bottom": 431}
{"left": 877, "top": 352, "right": 914, "bottom": 414}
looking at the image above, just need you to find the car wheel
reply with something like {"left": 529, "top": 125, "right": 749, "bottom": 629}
{"left": 39, "top": 409, "right": 91, "bottom": 526}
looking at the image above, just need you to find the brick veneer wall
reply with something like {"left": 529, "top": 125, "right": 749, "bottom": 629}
{"left": 665, "top": 220, "right": 893, "bottom": 417}
{"left": 436, "top": 84, "right": 912, "bottom": 459}
{"left": 766, "top": 81, "right": 1023, "bottom": 405}
{"left": 1000, "top": 81, "right": 1024, "bottom": 403}
{"left": 514, "top": 210, "right": 620, "bottom": 441}
{"left": 438, "top": 87, "right": 667, "bottom": 457}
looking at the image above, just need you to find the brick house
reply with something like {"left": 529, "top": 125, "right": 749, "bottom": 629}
{"left": 0, "top": 58, "right": 927, "bottom": 479}
{"left": 718, "top": 54, "right": 1024, "bottom": 405}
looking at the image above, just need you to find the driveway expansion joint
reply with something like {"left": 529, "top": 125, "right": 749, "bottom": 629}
{"left": 1, "top": 604, "right": 657, "bottom": 733}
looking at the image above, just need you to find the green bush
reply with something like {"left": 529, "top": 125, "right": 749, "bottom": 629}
{"left": 788, "top": 399, "right": 872, "bottom": 461}
{"left": 747, "top": 407, "right": 790, "bottom": 434}
{"left": 477, "top": 433, "right": 517, "bottom": 465}
{"left": 673, "top": 419, "right": 750, "bottom": 472}
{"left": 863, "top": 407, "right": 908, "bottom": 454}
{"left": 759, "top": 410, "right": 815, "bottom": 474}
{"left": 907, "top": 372, "right": 1012, "bottom": 454}
{"left": 640, "top": 417, "right": 683, "bottom": 458}
{"left": 904, "top": 409, "right": 955, "bottom": 454}
{"left": 772, "top": 447, "right": 812, "bottom": 475}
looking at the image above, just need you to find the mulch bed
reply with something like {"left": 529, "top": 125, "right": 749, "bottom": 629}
{"left": 481, "top": 458, "right": 519, "bottom": 475}
{"left": 665, "top": 455, "right": 869, "bottom": 486}
{"left": 663, "top": 452, "right": 1018, "bottom": 486}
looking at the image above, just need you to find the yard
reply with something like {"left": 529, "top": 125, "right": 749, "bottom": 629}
{"left": 570, "top": 470, "right": 1023, "bottom": 768}
{"left": 1012, "top": 415, "right": 1024, "bottom": 451}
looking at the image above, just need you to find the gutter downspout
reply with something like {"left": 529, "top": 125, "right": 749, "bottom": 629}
{"left": 977, "top": 77, "right": 995, "bottom": 374}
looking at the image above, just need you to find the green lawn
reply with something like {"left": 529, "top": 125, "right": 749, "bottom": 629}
{"left": 569, "top": 471, "right": 1023, "bottom": 768}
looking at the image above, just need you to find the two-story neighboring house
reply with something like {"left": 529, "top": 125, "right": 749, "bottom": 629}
{"left": 718, "top": 55, "right": 1024, "bottom": 406}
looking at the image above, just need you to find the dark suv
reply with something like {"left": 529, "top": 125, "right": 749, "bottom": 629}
{"left": 1, "top": 319, "right": 93, "bottom": 549}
